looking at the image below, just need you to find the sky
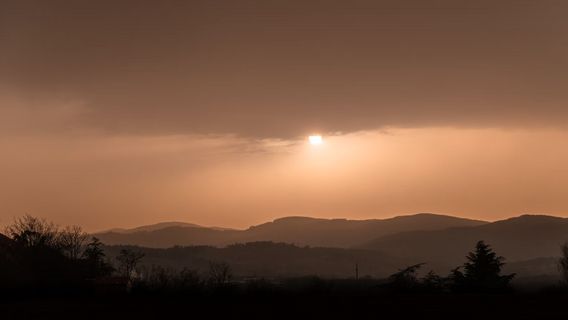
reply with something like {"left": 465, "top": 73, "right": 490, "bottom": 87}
{"left": 1, "top": 0, "right": 568, "bottom": 231}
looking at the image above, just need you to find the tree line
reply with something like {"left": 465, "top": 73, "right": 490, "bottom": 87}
{"left": 387, "top": 241, "right": 515, "bottom": 293}
{"left": 2, "top": 215, "right": 568, "bottom": 296}
{"left": 0, "top": 215, "right": 144, "bottom": 292}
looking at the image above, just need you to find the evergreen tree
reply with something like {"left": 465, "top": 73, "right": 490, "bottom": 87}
{"left": 451, "top": 241, "right": 515, "bottom": 292}
{"left": 83, "top": 237, "right": 113, "bottom": 277}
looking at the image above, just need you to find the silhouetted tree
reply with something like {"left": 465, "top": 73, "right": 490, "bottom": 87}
{"left": 58, "top": 225, "right": 88, "bottom": 260}
{"left": 451, "top": 240, "right": 515, "bottom": 292}
{"left": 388, "top": 263, "right": 425, "bottom": 291}
{"left": 83, "top": 237, "right": 113, "bottom": 277}
{"left": 6, "top": 215, "right": 59, "bottom": 249}
{"left": 83, "top": 237, "right": 105, "bottom": 261}
{"left": 208, "top": 261, "right": 232, "bottom": 287}
{"left": 3, "top": 215, "right": 87, "bottom": 288}
{"left": 116, "top": 248, "right": 145, "bottom": 280}
{"left": 558, "top": 242, "right": 568, "bottom": 284}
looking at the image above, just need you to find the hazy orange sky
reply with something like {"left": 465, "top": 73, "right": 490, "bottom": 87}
{"left": 1, "top": 1, "right": 568, "bottom": 231}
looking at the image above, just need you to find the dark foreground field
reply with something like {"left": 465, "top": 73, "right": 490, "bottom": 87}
{"left": 3, "top": 292, "right": 568, "bottom": 320}
{"left": 3, "top": 278, "right": 568, "bottom": 320}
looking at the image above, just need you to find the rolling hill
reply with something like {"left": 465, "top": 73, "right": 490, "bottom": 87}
{"left": 23, "top": 213, "right": 567, "bottom": 280}
{"left": 360, "top": 215, "right": 568, "bottom": 270}
{"left": 101, "top": 221, "right": 234, "bottom": 234}
{"left": 95, "top": 213, "right": 487, "bottom": 248}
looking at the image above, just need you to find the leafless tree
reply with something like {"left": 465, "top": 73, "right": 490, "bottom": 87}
{"left": 208, "top": 261, "right": 232, "bottom": 287}
{"left": 5, "top": 215, "right": 59, "bottom": 248}
{"left": 58, "top": 225, "right": 89, "bottom": 260}
{"left": 116, "top": 248, "right": 145, "bottom": 280}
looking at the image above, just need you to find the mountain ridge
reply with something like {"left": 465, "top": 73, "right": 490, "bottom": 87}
{"left": 360, "top": 214, "right": 568, "bottom": 267}
{"left": 94, "top": 213, "right": 487, "bottom": 248}
{"left": 99, "top": 221, "right": 235, "bottom": 234}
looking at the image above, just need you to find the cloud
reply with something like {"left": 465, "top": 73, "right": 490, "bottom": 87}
{"left": 2, "top": 1, "right": 568, "bottom": 231}
{"left": 1, "top": 0, "right": 568, "bottom": 138}
{"left": 0, "top": 90, "right": 89, "bottom": 136}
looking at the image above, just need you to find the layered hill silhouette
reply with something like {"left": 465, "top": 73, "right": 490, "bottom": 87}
{"left": 95, "top": 213, "right": 486, "bottom": 248}
{"left": 103, "top": 221, "right": 235, "bottom": 234}
{"left": 94, "top": 213, "right": 568, "bottom": 280}
{"left": 360, "top": 215, "right": 568, "bottom": 270}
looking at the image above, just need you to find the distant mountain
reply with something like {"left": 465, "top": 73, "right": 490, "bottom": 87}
{"left": 360, "top": 215, "right": 568, "bottom": 270}
{"left": 94, "top": 213, "right": 486, "bottom": 248}
{"left": 238, "top": 214, "right": 486, "bottom": 247}
{"left": 95, "top": 214, "right": 568, "bottom": 280}
{"left": 102, "top": 221, "right": 233, "bottom": 234}
{"left": 96, "top": 226, "right": 241, "bottom": 248}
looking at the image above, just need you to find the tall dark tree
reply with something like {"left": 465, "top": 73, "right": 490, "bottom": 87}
{"left": 83, "top": 237, "right": 113, "bottom": 277}
{"left": 451, "top": 241, "right": 515, "bottom": 292}
{"left": 83, "top": 237, "right": 105, "bottom": 261}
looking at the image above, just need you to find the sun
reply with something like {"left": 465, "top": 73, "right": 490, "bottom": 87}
{"left": 308, "top": 135, "right": 323, "bottom": 145}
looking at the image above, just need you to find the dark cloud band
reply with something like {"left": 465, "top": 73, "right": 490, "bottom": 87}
{"left": 2, "top": 0, "right": 567, "bottom": 137}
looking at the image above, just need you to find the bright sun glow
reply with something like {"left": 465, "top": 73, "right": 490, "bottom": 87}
{"left": 309, "top": 135, "right": 323, "bottom": 145}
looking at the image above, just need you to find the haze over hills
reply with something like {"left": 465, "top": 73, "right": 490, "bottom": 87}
{"left": 95, "top": 213, "right": 487, "bottom": 248}
{"left": 93, "top": 213, "right": 568, "bottom": 280}
{"left": 360, "top": 215, "right": 568, "bottom": 268}
{"left": 3, "top": 213, "right": 567, "bottom": 281}
{"left": 90, "top": 214, "right": 568, "bottom": 282}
